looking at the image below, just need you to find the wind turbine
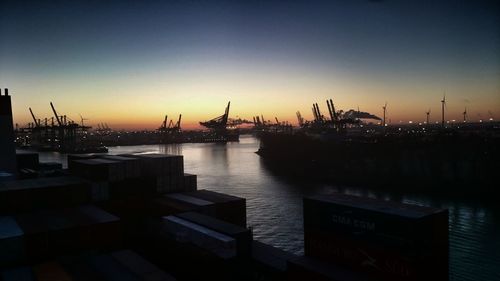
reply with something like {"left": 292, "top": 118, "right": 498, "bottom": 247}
{"left": 382, "top": 102, "right": 387, "bottom": 127}
{"left": 441, "top": 94, "right": 446, "bottom": 128}
{"left": 79, "top": 114, "right": 89, "bottom": 127}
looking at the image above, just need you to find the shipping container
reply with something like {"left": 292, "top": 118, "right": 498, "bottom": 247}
{"left": 1, "top": 266, "right": 35, "bottom": 281}
{"left": 252, "top": 241, "right": 297, "bottom": 273}
{"left": 162, "top": 215, "right": 237, "bottom": 259}
{"left": 103, "top": 156, "right": 141, "bottom": 179}
{"left": 187, "top": 190, "right": 247, "bottom": 227}
{"left": 90, "top": 181, "right": 109, "bottom": 202}
{"left": 163, "top": 193, "right": 216, "bottom": 216}
{"left": 140, "top": 218, "right": 244, "bottom": 281}
{"left": 87, "top": 254, "right": 145, "bottom": 281}
{"left": 176, "top": 212, "right": 251, "bottom": 257}
{"left": 70, "top": 159, "right": 125, "bottom": 182}
{"left": 146, "top": 197, "right": 197, "bottom": 217}
{"left": 111, "top": 250, "right": 177, "bottom": 281}
{"left": 182, "top": 173, "right": 197, "bottom": 192}
{"left": 0, "top": 176, "right": 91, "bottom": 214}
{"left": 287, "top": 256, "right": 372, "bottom": 281}
{"left": 0, "top": 171, "right": 15, "bottom": 182}
{"left": 77, "top": 205, "right": 122, "bottom": 250}
{"left": 34, "top": 261, "right": 74, "bottom": 281}
{"left": 108, "top": 177, "right": 157, "bottom": 199}
{"left": 303, "top": 194, "right": 448, "bottom": 281}
{"left": 0, "top": 216, "right": 25, "bottom": 266}
{"left": 67, "top": 154, "right": 99, "bottom": 170}
{"left": 16, "top": 152, "right": 39, "bottom": 171}
{"left": 59, "top": 255, "right": 108, "bottom": 281}
{"left": 133, "top": 154, "right": 184, "bottom": 178}
{"left": 15, "top": 205, "right": 121, "bottom": 261}
{"left": 156, "top": 174, "right": 184, "bottom": 194}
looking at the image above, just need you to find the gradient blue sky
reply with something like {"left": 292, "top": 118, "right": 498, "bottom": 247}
{"left": 1, "top": 0, "right": 499, "bottom": 128}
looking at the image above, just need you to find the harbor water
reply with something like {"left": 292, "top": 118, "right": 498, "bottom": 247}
{"left": 36, "top": 135, "right": 500, "bottom": 281}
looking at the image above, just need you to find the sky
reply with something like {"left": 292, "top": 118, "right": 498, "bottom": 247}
{"left": 1, "top": 0, "right": 499, "bottom": 129}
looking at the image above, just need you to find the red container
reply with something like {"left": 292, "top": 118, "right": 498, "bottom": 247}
{"left": 303, "top": 194, "right": 448, "bottom": 281}
{"left": 287, "top": 256, "right": 371, "bottom": 281}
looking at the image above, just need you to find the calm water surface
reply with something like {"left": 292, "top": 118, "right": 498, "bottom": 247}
{"left": 36, "top": 135, "right": 500, "bottom": 281}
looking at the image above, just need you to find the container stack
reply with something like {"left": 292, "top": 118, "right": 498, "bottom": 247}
{"left": 0, "top": 249, "right": 177, "bottom": 281}
{"left": 187, "top": 189, "right": 247, "bottom": 227}
{"left": 141, "top": 212, "right": 252, "bottom": 280}
{"left": 0, "top": 205, "right": 121, "bottom": 265}
{"left": 67, "top": 153, "right": 193, "bottom": 201}
{"left": 0, "top": 177, "right": 91, "bottom": 214}
{"left": 292, "top": 193, "right": 449, "bottom": 281}
{"left": 145, "top": 190, "right": 247, "bottom": 227}
{"left": 131, "top": 154, "right": 184, "bottom": 194}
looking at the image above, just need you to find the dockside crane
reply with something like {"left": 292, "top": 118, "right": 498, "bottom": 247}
{"left": 200, "top": 102, "right": 231, "bottom": 130}
{"left": 29, "top": 107, "right": 40, "bottom": 128}
{"left": 175, "top": 114, "right": 182, "bottom": 131}
{"left": 160, "top": 115, "right": 168, "bottom": 130}
{"left": 296, "top": 111, "right": 304, "bottom": 127}
{"left": 426, "top": 109, "right": 431, "bottom": 124}
{"left": 326, "top": 99, "right": 338, "bottom": 122}
{"left": 312, "top": 103, "right": 324, "bottom": 122}
{"left": 50, "top": 102, "right": 62, "bottom": 126}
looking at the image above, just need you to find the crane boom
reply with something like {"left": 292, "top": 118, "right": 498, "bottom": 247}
{"left": 176, "top": 114, "right": 182, "bottom": 129}
{"left": 50, "top": 102, "right": 62, "bottom": 126}
{"left": 29, "top": 107, "right": 39, "bottom": 127}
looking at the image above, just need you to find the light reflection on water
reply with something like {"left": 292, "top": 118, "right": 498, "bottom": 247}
{"left": 36, "top": 135, "right": 500, "bottom": 281}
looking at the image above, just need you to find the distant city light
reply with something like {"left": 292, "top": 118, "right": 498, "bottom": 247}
{"left": 408, "top": 121, "right": 413, "bottom": 124}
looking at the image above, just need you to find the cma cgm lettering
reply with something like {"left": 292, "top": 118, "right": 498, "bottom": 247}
{"left": 331, "top": 214, "right": 376, "bottom": 231}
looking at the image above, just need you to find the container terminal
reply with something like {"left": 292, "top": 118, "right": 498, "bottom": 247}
{"left": 3, "top": 88, "right": 451, "bottom": 280}
{"left": 257, "top": 99, "right": 500, "bottom": 197}
{"left": 15, "top": 101, "right": 250, "bottom": 151}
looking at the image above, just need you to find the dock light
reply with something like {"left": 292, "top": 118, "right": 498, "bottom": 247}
{"left": 408, "top": 121, "right": 413, "bottom": 124}
{"left": 489, "top": 118, "right": 494, "bottom": 121}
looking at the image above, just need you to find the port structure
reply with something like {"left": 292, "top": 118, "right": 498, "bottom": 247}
{"left": 199, "top": 102, "right": 239, "bottom": 142}
{"left": 18, "top": 102, "right": 100, "bottom": 153}
{"left": 252, "top": 114, "right": 292, "bottom": 134}
{"left": 298, "top": 99, "right": 379, "bottom": 133}
{"left": 158, "top": 114, "right": 182, "bottom": 143}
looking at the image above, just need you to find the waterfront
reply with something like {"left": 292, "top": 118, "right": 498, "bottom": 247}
{"left": 35, "top": 135, "right": 500, "bottom": 281}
